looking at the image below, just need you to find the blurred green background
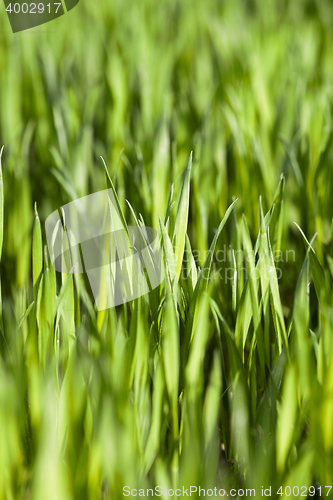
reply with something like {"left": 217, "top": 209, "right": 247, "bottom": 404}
{"left": 1, "top": 0, "right": 333, "bottom": 498}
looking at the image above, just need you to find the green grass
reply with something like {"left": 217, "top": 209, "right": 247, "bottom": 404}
{"left": 1, "top": 0, "right": 333, "bottom": 498}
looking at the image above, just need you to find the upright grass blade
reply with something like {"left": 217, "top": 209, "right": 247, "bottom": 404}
{"left": 294, "top": 223, "right": 330, "bottom": 304}
{"left": 17, "top": 300, "right": 35, "bottom": 331}
{"left": 182, "top": 200, "right": 237, "bottom": 367}
{"left": 185, "top": 290, "right": 211, "bottom": 398}
{"left": 159, "top": 216, "right": 177, "bottom": 288}
{"left": 294, "top": 223, "right": 333, "bottom": 378}
{"left": 36, "top": 247, "right": 53, "bottom": 367}
{"left": 162, "top": 294, "right": 179, "bottom": 433}
{"left": 184, "top": 233, "right": 197, "bottom": 297}
{"left": 234, "top": 281, "right": 255, "bottom": 355}
{"left": 266, "top": 229, "right": 289, "bottom": 359}
{"left": 161, "top": 293, "right": 179, "bottom": 481}
{"left": 292, "top": 255, "right": 312, "bottom": 400}
{"left": 33, "top": 203, "right": 43, "bottom": 301}
{"left": 242, "top": 215, "right": 265, "bottom": 383}
{"left": 101, "top": 155, "right": 129, "bottom": 238}
{"left": 163, "top": 183, "right": 174, "bottom": 227}
{"left": 173, "top": 153, "right": 192, "bottom": 281}
{"left": 269, "top": 175, "right": 285, "bottom": 253}
{"left": 258, "top": 198, "right": 272, "bottom": 367}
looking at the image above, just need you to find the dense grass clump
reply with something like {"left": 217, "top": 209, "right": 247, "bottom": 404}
{"left": 1, "top": 0, "right": 333, "bottom": 498}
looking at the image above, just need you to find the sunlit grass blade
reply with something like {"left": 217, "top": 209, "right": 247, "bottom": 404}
{"left": 184, "top": 233, "right": 197, "bottom": 297}
{"left": 173, "top": 152, "right": 192, "bottom": 281}
{"left": 242, "top": 215, "right": 265, "bottom": 383}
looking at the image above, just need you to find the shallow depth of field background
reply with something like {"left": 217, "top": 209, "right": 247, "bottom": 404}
{"left": 0, "top": 0, "right": 333, "bottom": 498}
